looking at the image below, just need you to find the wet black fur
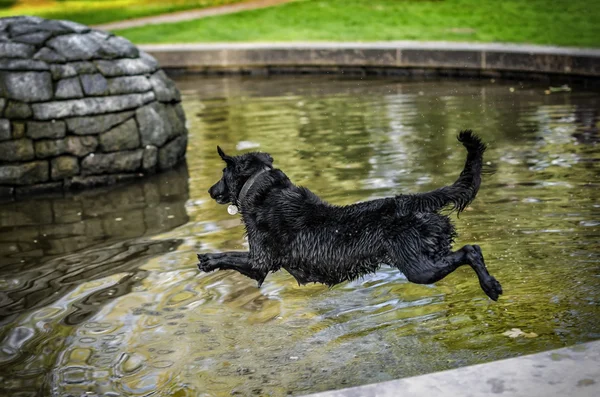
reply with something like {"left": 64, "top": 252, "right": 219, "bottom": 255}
{"left": 198, "top": 131, "right": 503, "bottom": 300}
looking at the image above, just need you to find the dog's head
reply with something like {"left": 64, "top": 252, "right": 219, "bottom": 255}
{"left": 208, "top": 146, "right": 274, "bottom": 205}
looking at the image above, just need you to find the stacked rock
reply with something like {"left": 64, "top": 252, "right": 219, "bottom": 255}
{"left": 0, "top": 16, "right": 188, "bottom": 199}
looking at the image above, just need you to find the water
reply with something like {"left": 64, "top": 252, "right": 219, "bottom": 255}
{"left": 1, "top": 75, "right": 599, "bottom": 396}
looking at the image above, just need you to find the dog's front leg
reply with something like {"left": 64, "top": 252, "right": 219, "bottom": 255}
{"left": 197, "top": 252, "right": 268, "bottom": 287}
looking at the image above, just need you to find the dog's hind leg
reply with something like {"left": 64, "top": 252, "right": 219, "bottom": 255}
{"left": 397, "top": 245, "right": 503, "bottom": 301}
{"left": 197, "top": 252, "right": 268, "bottom": 286}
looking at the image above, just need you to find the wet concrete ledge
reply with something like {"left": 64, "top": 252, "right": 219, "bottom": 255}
{"left": 303, "top": 340, "right": 600, "bottom": 397}
{"left": 141, "top": 42, "right": 600, "bottom": 84}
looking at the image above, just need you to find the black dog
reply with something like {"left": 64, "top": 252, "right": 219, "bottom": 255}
{"left": 198, "top": 131, "right": 502, "bottom": 300}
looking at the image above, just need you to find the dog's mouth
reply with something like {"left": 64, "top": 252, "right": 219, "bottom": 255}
{"left": 214, "top": 194, "right": 229, "bottom": 205}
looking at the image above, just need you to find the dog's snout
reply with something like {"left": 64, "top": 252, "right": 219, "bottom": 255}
{"left": 208, "top": 180, "right": 229, "bottom": 204}
{"left": 208, "top": 184, "right": 222, "bottom": 200}
{"left": 208, "top": 185, "right": 217, "bottom": 198}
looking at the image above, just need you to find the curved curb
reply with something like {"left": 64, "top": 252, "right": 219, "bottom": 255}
{"left": 141, "top": 41, "right": 600, "bottom": 81}
{"left": 304, "top": 340, "right": 600, "bottom": 397}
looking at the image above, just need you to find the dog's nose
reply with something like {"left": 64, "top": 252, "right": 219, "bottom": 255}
{"left": 208, "top": 184, "right": 222, "bottom": 199}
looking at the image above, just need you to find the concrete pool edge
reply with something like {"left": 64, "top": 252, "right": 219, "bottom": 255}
{"left": 302, "top": 340, "right": 600, "bottom": 397}
{"left": 140, "top": 42, "right": 600, "bottom": 84}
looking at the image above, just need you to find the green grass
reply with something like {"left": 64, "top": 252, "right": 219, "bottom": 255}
{"left": 114, "top": 0, "right": 600, "bottom": 48}
{"left": 0, "top": 0, "right": 244, "bottom": 26}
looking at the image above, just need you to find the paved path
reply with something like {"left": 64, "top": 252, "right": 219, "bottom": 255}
{"left": 93, "top": 0, "right": 297, "bottom": 31}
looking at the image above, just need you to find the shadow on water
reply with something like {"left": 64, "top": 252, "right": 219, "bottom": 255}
{"left": 0, "top": 75, "right": 599, "bottom": 396}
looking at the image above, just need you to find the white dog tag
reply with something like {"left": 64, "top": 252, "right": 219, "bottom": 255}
{"left": 227, "top": 205, "right": 239, "bottom": 215}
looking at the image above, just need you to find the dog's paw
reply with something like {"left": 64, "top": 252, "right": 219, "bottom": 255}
{"left": 481, "top": 276, "right": 503, "bottom": 301}
{"left": 197, "top": 253, "right": 219, "bottom": 272}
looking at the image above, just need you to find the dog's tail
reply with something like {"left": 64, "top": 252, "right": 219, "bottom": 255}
{"left": 400, "top": 130, "right": 486, "bottom": 214}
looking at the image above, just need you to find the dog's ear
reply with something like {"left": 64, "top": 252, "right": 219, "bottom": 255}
{"left": 217, "top": 146, "right": 233, "bottom": 164}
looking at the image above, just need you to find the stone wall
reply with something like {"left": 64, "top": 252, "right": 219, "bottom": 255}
{"left": 0, "top": 16, "right": 188, "bottom": 200}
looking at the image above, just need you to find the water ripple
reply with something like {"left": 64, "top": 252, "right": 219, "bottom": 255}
{"left": 1, "top": 76, "right": 599, "bottom": 396}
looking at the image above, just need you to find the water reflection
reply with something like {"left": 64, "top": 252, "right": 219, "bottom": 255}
{"left": 1, "top": 76, "right": 599, "bottom": 397}
{"left": 0, "top": 165, "right": 189, "bottom": 396}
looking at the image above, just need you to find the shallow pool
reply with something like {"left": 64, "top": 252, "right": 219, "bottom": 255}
{"left": 1, "top": 75, "right": 599, "bottom": 396}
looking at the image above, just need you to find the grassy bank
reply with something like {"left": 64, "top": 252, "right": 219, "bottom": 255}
{"left": 115, "top": 0, "right": 600, "bottom": 48}
{"left": 0, "top": 0, "right": 244, "bottom": 26}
